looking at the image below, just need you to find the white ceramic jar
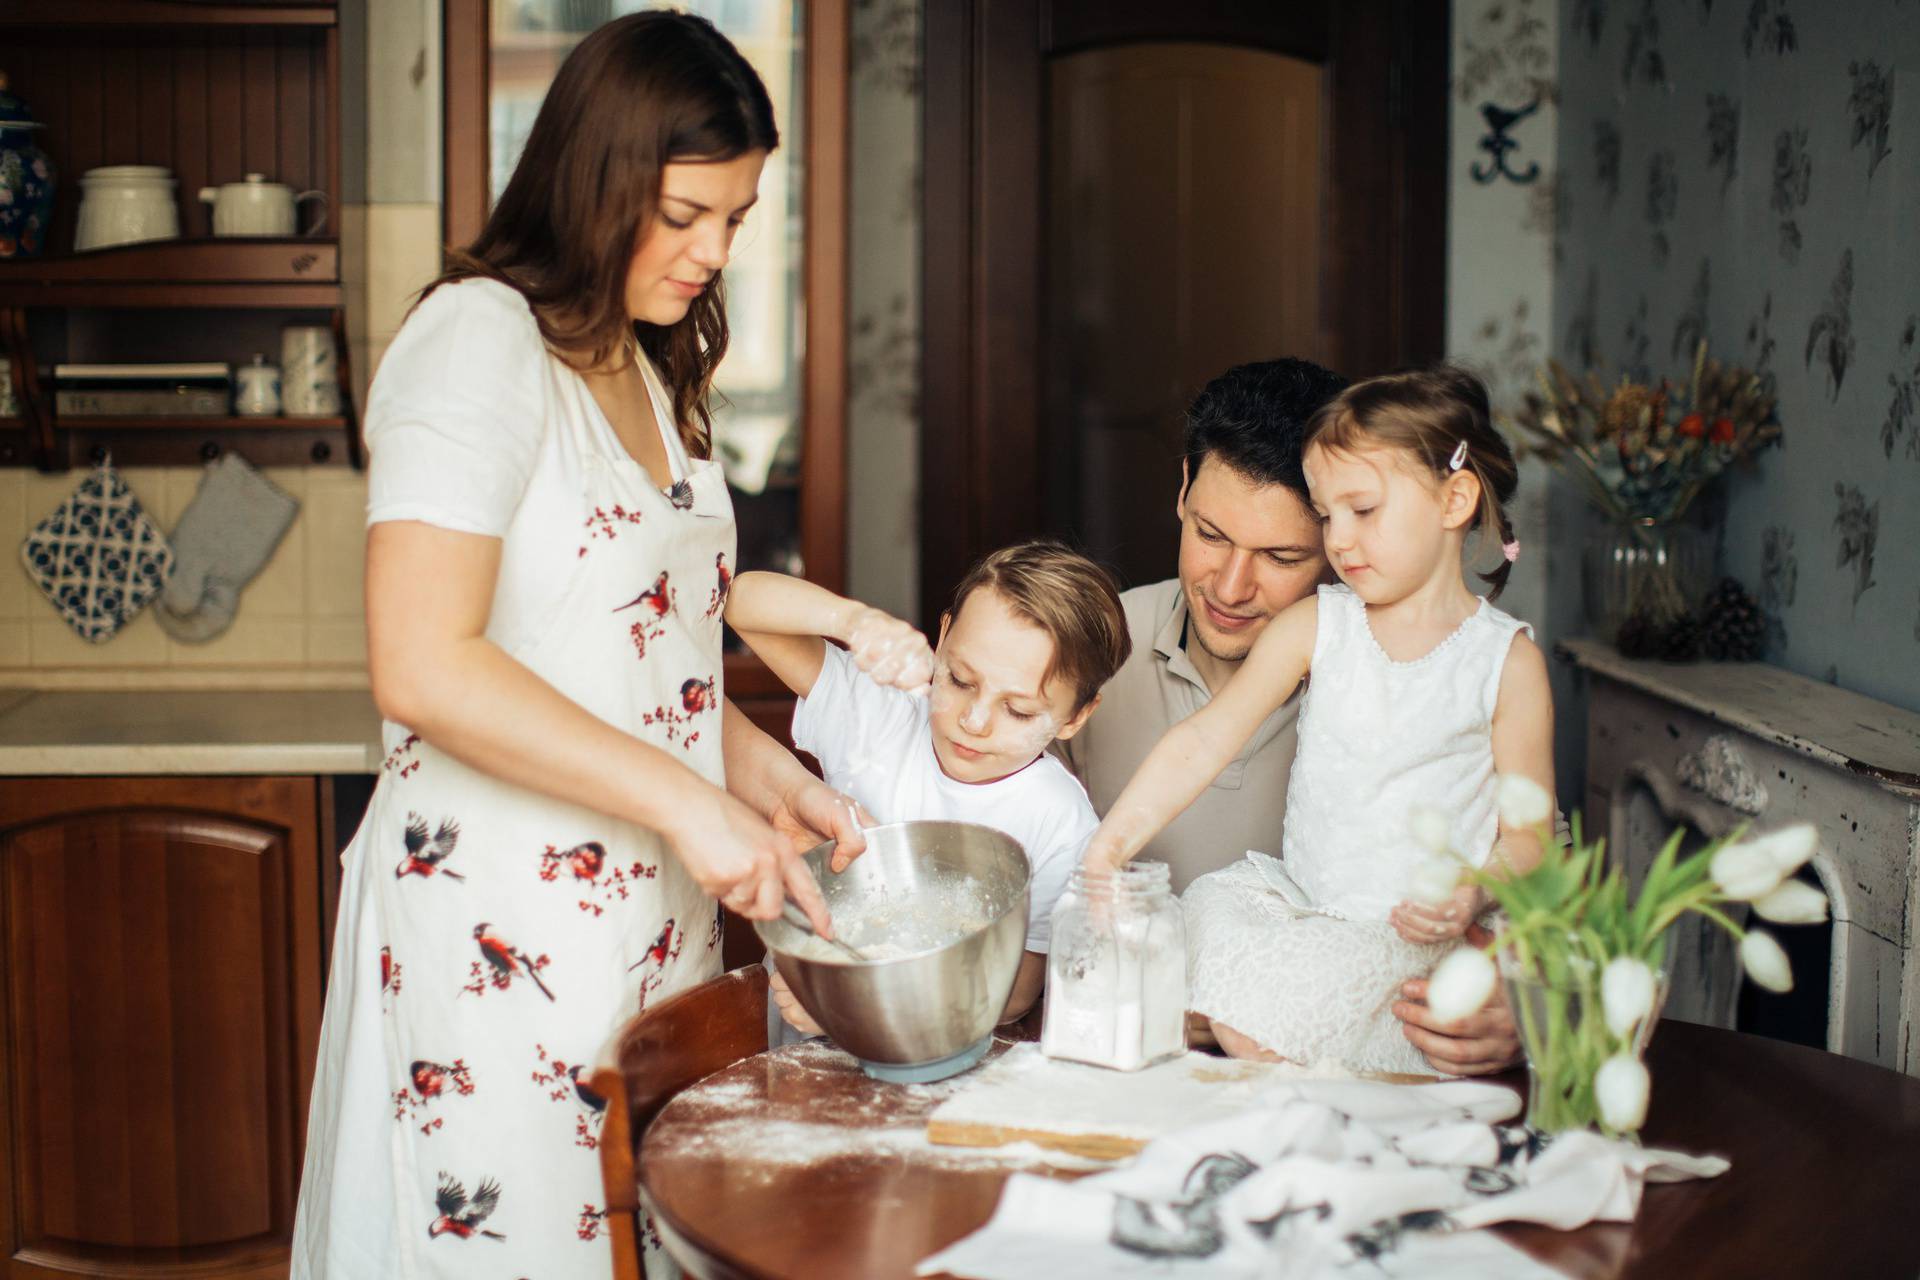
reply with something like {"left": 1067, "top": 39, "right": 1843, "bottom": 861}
{"left": 74, "top": 165, "right": 180, "bottom": 251}
{"left": 234, "top": 355, "right": 282, "bottom": 417}
{"left": 199, "top": 173, "right": 327, "bottom": 237}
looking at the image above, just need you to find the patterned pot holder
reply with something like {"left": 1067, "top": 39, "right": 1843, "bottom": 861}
{"left": 20, "top": 455, "right": 174, "bottom": 643}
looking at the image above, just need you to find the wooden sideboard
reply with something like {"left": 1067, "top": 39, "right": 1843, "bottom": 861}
{"left": 1562, "top": 639, "right": 1920, "bottom": 1074}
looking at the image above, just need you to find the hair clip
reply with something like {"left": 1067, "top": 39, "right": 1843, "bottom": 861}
{"left": 1502, "top": 539, "right": 1522, "bottom": 563}
{"left": 1448, "top": 440, "right": 1469, "bottom": 472}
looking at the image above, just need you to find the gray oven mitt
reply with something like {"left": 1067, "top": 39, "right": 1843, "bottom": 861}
{"left": 155, "top": 453, "right": 299, "bottom": 643}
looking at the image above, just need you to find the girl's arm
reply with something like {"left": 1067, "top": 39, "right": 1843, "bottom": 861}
{"left": 725, "top": 571, "right": 932, "bottom": 698}
{"left": 1083, "top": 597, "right": 1317, "bottom": 871}
{"left": 366, "top": 521, "right": 837, "bottom": 931}
{"left": 1391, "top": 632, "right": 1555, "bottom": 944}
{"left": 1487, "top": 632, "right": 1555, "bottom": 874}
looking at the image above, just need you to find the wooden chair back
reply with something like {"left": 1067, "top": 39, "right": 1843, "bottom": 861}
{"left": 592, "top": 963, "right": 771, "bottom": 1280}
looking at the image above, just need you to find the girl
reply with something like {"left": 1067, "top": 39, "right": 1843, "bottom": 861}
{"left": 1083, "top": 365, "right": 1554, "bottom": 1075}
{"left": 293, "top": 15, "right": 861, "bottom": 1278}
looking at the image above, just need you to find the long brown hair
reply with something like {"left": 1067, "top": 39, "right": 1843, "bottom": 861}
{"left": 1307, "top": 365, "right": 1521, "bottom": 598}
{"left": 429, "top": 11, "right": 776, "bottom": 457}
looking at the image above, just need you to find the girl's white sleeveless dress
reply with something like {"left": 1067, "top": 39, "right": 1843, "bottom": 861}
{"left": 1183, "top": 583, "right": 1532, "bottom": 1074}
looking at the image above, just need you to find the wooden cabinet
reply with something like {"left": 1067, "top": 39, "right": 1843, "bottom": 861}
{"left": 0, "top": 776, "right": 324, "bottom": 1279}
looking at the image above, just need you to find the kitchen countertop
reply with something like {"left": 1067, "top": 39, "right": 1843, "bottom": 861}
{"left": 0, "top": 689, "right": 385, "bottom": 775}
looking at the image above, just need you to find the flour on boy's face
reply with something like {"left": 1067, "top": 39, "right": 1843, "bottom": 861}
{"left": 928, "top": 587, "right": 1082, "bottom": 785}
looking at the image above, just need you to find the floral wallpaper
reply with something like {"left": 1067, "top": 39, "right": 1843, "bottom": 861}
{"left": 1550, "top": 0, "right": 1920, "bottom": 711}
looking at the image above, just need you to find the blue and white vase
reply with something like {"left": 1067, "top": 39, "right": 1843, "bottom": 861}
{"left": 0, "top": 72, "right": 56, "bottom": 259}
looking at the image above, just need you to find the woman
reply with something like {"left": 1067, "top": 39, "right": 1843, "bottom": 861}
{"left": 292, "top": 14, "right": 859, "bottom": 1277}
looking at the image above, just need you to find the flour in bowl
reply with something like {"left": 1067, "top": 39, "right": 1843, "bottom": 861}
{"left": 782, "top": 866, "right": 1002, "bottom": 963}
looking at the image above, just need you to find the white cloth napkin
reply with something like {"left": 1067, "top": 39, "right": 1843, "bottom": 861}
{"left": 918, "top": 1079, "right": 1727, "bottom": 1279}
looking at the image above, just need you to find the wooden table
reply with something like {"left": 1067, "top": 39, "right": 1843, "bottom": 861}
{"left": 640, "top": 1020, "right": 1920, "bottom": 1278}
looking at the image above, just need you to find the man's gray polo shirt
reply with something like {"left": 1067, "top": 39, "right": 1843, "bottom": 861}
{"left": 1056, "top": 578, "right": 1301, "bottom": 894}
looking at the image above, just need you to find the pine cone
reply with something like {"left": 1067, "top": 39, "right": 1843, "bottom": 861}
{"left": 1661, "top": 612, "right": 1702, "bottom": 662}
{"left": 1616, "top": 612, "right": 1664, "bottom": 659}
{"left": 1702, "top": 577, "right": 1767, "bottom": 661}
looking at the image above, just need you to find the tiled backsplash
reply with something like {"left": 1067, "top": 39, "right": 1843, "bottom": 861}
{"left": 1, "top": 466, "right": 369, "bottom": 683}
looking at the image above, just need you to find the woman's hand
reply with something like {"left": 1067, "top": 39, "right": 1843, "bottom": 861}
{"left": 664, "top": 789, "right": 837, "bottom": 935}
{"left": 769, "top": 967, "right": 826, "bottom": 1037}
{"left": 843, "top": 606, "right": 934, "bottom": 693}
{"left": 1389, "top": 883, "right": 1484, "bottom": 945}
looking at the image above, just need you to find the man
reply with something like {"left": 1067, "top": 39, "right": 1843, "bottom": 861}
{"left": 1058, "top": 357, "right": 1520, "bottom": 1075}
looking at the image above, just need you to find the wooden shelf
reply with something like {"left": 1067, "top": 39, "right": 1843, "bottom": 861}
{"left": 0, "top": 239, "right": 340, "bottom": 309}
{"left": 51, "top": 415, "right": 346, "bottom": 431}
{"left": 0, "top": 1, "right": 338, "bottom": 27}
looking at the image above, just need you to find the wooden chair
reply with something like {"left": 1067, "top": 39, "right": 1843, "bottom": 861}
{"left": 592, "top": 963, "right": 771, "bottom": 1280}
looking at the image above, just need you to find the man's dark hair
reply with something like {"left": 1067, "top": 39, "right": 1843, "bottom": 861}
{"left": 1181, "top": 357, "right": 1349, "bottom": 499}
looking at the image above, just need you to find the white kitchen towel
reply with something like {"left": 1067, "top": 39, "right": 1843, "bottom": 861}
{"left": 918, "top": 1079, "right": 1728, "bottom": 1279}
{"left": 19, "top": 455, "right": 174, "bottom": 643}
{"left": 155, "top": 452, "right": 298, "bottom": 642}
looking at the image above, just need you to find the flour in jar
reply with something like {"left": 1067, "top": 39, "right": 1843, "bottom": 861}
{"left": 781, "top": 866, "right": 1004, "bottom": 963}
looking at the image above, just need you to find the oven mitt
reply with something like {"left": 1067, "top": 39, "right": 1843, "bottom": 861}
{"left": 19, "top": 454, "right": 175, "bottom": 644}
{"left": 154, "top": 453, "right": 299, "bottom": 643}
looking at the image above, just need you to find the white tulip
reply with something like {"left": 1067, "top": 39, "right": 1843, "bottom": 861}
{"left": 1595, "top": 1053, "right": 1651, "bottom": 1132}
{"left": 1601, "top": 956, "right": 1658, "bottom": 1040}
{"left": 1426, "top": 947, "right": 1497, "bottom": 1024}
{"left": 1710, "top": 840, "right": 1786, "bottom": 901}
{"left": 1740, "top": 929, "right": 1794, "bottom": 994}
{"left": 1750, "top": 823, "right": 1819, "bottom": 875}
{"left": 1407, "top": 855, "right": 1463, "bottom": 907}
{"left": 1495, "top": 775, "right": 1553, "bottom": 828}
{"left": 1409, "top": 807, "right": 1453, "bottom": 855}
{"left": 1751, "top": 879, "right": 1829, "bottom": 925}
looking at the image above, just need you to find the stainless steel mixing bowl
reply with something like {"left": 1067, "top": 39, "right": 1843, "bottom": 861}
{"left": 755, "top": 820, "right": 1030, "bottom": 1081}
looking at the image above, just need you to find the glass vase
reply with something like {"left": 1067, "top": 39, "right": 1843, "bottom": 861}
{"left": 1581, "top": 518, "right": 1714, "bottom": 639}
{"left": 1501, "top": 951, "right": 1667, "bottom": 1137}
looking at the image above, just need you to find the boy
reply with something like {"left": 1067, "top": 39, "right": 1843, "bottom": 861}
{"left": 725, "top": 539, "right": 1131, "bottom": 1031}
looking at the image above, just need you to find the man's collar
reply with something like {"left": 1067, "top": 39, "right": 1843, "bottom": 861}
{"left": 1152, "top": 586, "right": 1212, "bottom": 694}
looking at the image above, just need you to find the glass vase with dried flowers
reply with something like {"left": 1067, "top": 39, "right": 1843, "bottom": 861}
{"left": 1505, "top": 342, "right": 1780, "bottom": 653}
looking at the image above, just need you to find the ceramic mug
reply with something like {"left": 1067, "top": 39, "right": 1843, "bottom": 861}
{"left": 199, "top": 173, "right": 327, "bottom": 237}
{"left": 74, "top": 165, "right": 180, "bottom": 251}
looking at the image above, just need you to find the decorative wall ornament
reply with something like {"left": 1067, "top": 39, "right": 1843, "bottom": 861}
{"left": 1473, "top": 98, "right": 1544, "bottom": 184}
{"left": 1623, "top": 0, "right": 1669, "bottom": 87}
{"left": 1645, "top": 150, "right": 1677, "bottom": 265}
{"left": 1671, "top": 258, "right": 1711, "bottom": 360}
{"left": 1705, "top": 93, "right": 1740, "bottom": 192}
{"left": 1882, "top": 315, "right": 1920, "bottom": 461}
{"left": 1769, "top": 127, "right": 1811, "bottom": 262}
{"left": 1594, "top": 119, "right": 1623, "bottom": 205}
{"left": 1846, "top": 60, "right": 1894, "bottom": 181}
{"left": 1743, "top": 0, "right": 1798, "bottom": 57}
{"left": 1677, "top": 734, "right": 1770, "bottom": 815}
{"left": 1804, "top": 249, "right": 1856, "bottom": 399}
{"left": 1832, "top": 483, "right": 1879, "bottom": 609}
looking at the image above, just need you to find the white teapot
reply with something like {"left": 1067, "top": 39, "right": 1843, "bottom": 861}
{"left": 198, "top": 173, "right": 327, "bottom": 237}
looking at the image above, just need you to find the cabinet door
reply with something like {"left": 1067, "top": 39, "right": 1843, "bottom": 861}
{"left": 0, "top": 777, "right": 322, "bottom": 1280}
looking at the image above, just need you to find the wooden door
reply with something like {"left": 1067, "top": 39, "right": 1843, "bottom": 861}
{"left": 0, "top": 777, "right": 323, "bottom": 1280}
{"left": 921, "top": 0, "right": 1448, "bottom": 612}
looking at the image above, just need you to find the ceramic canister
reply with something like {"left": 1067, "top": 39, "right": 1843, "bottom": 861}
{"left": 234, "top": 355, "right": 282, "bottom": 417}
{"left": 281, "top": 326, "right": 341, "bottom": 417}
{"left": 75, "top": 165, "right": 180, "bottom": 251}
{"left": 0, "top": 72, "right": 56, "bottom": 259}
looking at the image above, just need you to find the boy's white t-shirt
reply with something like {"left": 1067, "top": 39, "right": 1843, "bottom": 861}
{"left": 793, "top": 644, "right": 1097, "bottom": 954}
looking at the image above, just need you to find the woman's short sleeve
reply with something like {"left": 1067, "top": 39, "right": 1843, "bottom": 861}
{"left": 364, "top": 277, "right": 553, "bottom": 536}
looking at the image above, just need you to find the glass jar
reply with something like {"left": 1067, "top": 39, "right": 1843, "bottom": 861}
{"left": 1041, "top": 862, "right": 1187, "bottom": 1071}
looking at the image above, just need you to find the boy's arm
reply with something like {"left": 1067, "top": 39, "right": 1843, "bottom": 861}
{"left": 724, "top": 571, "right": 838, "bottom": 696}
{"left": 1083, "top": 598, "right": 1316, "bottom": 871}
{"left": 999, "top": 952, "right": 1046, "bottom": 1023}
{"left": 725, "top": 571, "right": 933, "bottom": 699}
